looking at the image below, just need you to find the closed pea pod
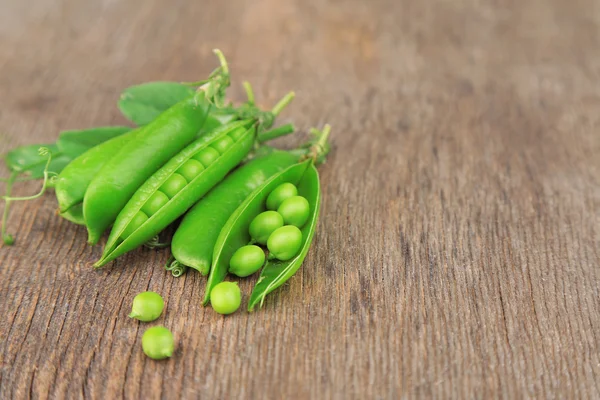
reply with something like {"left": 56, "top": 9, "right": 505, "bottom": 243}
{"left": 54, "top": 128, "right": 138, "bottom": 224}
{"left": 94, "top": 120, "right": 257, "bottom": 267}
{"left": 170, "top": 150, "right": 299, "bottom": 275}
{"left": 83, "top": 50, "right": 230, "bottom": 244}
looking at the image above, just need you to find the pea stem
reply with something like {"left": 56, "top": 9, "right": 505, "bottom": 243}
{"left": 213, "top": 49, "right": 229, "bottom": 75}
{"left": 257, "top": 123, "right": 295, "bottom": 143}
{"left": 270, "top": 91, "right": 295, "bottom": 117}
{"left": 243, "top": 81, "right": 255, "bottom": 105}
{"left": 1, "top": 171, "right": 18, "bottom": 245}
{"left": 0, "top": 176, "right": 39, "bottom": 183}
{"left": 1, "top": 147, "right": 53, "bottom": 245}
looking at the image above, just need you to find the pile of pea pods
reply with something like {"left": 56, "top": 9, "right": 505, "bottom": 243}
{"left": 2, "top": 49, "right": 331, "bottom": 316}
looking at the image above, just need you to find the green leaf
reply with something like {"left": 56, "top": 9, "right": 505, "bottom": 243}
{"left": 118, "top": 82, "right": 195, "bottom": 126}
{"left": 6, "top": 143, "right": 70, "bottom": 179}
{"left": 57, "top": 126, "right": 131, "bottom": 158}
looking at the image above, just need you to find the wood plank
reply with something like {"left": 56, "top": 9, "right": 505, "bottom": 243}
{"left": 0, "top": 0, "right": 599, "bottom": 398}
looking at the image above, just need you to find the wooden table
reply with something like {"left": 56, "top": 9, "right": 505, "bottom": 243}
{"left": 1, "top": 0, "right": 599, "bottom": 398}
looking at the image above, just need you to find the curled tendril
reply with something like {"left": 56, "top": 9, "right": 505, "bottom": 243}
{"left": 144, "top": 235, "right": 170, "bottom": 249}
{"left": 165, "top": 257, "right": 188, "bottom": 278}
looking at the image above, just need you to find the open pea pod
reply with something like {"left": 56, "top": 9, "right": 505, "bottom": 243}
{"left": 248, "top": 163, "right": 320, "bottom": 311}
{"left": 94, "top": 120, "right": 256, "bottom": 267}
{"left": 203, "top": 159, "right": 312, "bottom": 305}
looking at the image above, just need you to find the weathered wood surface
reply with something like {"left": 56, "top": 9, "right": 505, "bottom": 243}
{"left": 1, "top": 0, "right": 599, "bottom": 398}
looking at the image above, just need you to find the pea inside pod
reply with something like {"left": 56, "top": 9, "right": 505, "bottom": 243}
{"left": 267, "top": 225, "right": 303, "bottom": 261}
{"left": 266, "top": 182, "right": 298, "bottom": 210}
{"left": 229, "top": 245, "right": 265, "bottom": 277}
{"left": 277, "top": 195, "right": 310, "bottom": 228}
{"left": 249, "top": 211, "right": 284, "bottom": 245}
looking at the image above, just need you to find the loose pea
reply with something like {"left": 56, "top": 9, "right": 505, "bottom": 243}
{"left": 249, "top": 211, "right": 284, "bottom": 245}
{"left": 193, "top": 147, "right": 220, "bottom": 166}
{"left": 129, "top": 291, "right": 164, "bottom": 322}
{"left": 177, "top": 159, "right": 205, "bottom": 181}
{"left": 210, "top": 282, "right": 241, "bottom": 315}
{"left": 277, "top": 196, "right": 310, "bottom": 227}
{"left": 266, "top": 182, "right": 298, "bottom": 210}
{"left": 229, "top": 245, "right": 265, "bottom": 277}
{"left": 142, "top": 326, "right": 175, "bottom": 360}
{"left": 160, "top": 173, "right": 187, "bottom": 198}
{"left": 267, "top": 225, "right": 303, "bottom": 261}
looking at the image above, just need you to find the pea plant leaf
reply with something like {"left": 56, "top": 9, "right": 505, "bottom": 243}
{"left": 57, "top": 126, "right": 131, "bottom": 159}
{"left": 5, "top": 143, "right": 70, "bottom": 179}
{"left": 4, "top": 126, "right": 132, "bottom": 180}
{"left": 118, "top": 81, "right": 195, "bottom": 126}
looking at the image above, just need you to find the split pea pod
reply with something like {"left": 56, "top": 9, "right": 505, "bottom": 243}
{"left": 55, "top": 128, "right": 140, "bottom": 225}
{"left": 94, "top": 120, "right": 257, "bottom": 267}
{"left": 84, "top": 50, "right": 230, "bottom": 244}
{"left": 203, "top": 159, "right": 316, "bottom": 306}
{"left": 248, "top": 163, "right": 320, "bottom": 310}
{"left": 170, "top": 150, "right": 299, "bottom": 275}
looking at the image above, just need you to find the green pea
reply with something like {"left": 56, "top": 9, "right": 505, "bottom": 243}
{"left": 193, "top": 147, "right": 220, "bottom": 166}
{"left": 249, "top": 211, "right": 284, "bottom": 245}
{"left": 210, "top": 282, "right": 241, "bottom": 315}
{"left": 121, "top": 211, "right": 148, "bottom": 239}
{"left": 160, "top": 173, "right": 187, "bottom": 198}
{"left": 142, "top": 326, "right": 175, "bottom": 360}
{"left": 212, "top": 135, "right": 234, "bottom": 154}
{"left": 141, "top": 191, "right": 170, "bottom": 216}
{"left": 177, "top": 159, "right": 205, "bottom": 181}
{"left": 266, "top": 182, "right": 298, "bottom": 210}
{"left": 267, "top": 225, "right": 303, "bottom": 261}
{"left": 129, "top": 291, "right": 164, "bottom": 322}
{"left": 229, "top": 245, "right": 265, "bottom": 277}
{"left": 277, "top": 196, "right": 310, "bottom": 227}
{"left": 228, "top": 126, "right": 247, "bottom": 141}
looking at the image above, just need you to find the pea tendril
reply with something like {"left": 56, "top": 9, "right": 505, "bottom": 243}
{"left": 165, "top": 256, "right": 189, "bottom": 278}
{"left": 143, "top": 235, "right": 170, "bottom": 249}
{"left": 1, "top": 147, "right": 54, "bottom": 245}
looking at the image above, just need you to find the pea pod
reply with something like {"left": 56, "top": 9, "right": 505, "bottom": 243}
{"left": 94, "top": 120, "right": 257, "bottom": 267}
{"left": 248, "top": 163, "right": 320, "bottom": 310}
{"left": 203, "top": 160, "right": 312, "bottom": 305}
{"left": 84, "top": 50, "right": 230, "bottom": 244}
{"left": 170, "top": 150, "right": 299, "bottom": 275}
{"left": 55, "top": 128, "right": 140, "bottom": 224}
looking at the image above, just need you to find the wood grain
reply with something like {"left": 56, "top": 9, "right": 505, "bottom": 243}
{"left": 1, "top": 0, "right": 599, "bottom": 398}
